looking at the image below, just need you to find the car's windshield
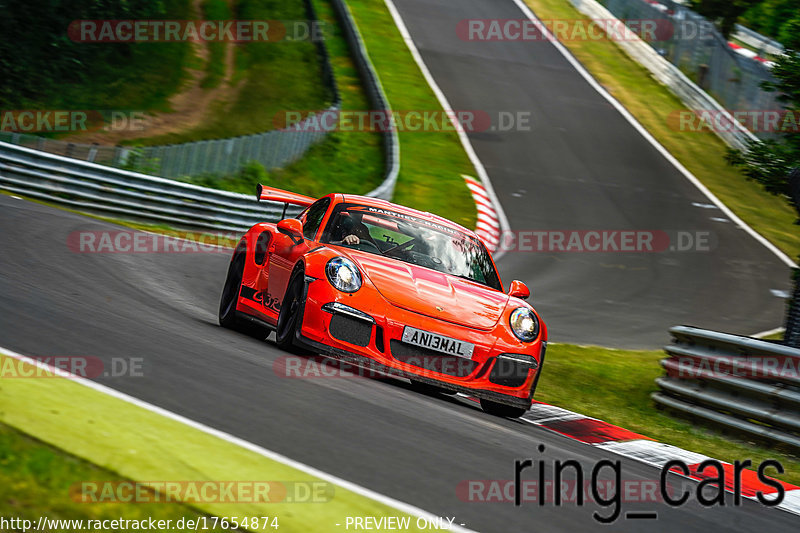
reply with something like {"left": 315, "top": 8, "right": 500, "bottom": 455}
{"left": 322, "top": 204, "right": 502, "bottom": 291}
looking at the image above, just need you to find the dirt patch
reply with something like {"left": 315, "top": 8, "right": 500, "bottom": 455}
{"left": 64, "top": 0, "right": 242, "bottom": 146}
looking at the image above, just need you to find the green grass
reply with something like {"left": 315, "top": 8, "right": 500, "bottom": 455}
{"left": 0, "top": 0, "right": 191, "bottom": 122}
{"left": 178, "top": 0, "right": 479, "bottom": 229}
{"left": 757, "top": 329, "right": 786, "bottom": 340}
{"left": 155, "top": 0, "right": 388, "bottom": 201}
{"left": 0, "top": 353, "right": 431, "bottom": 531}
{"left": 0, "top": 423, "right": 231, "bottom": 532}
{"left": 539, "top": 344, "right": 800, "bottom": 484}
{"left": 525, "top": 0, "right": 800, "bottom": 259}
{"left": 239, "top": 0, "right": 387, "bottom": 199}
{"left": 201, "top": 0, "right": 233, "bottom": 89}
{"left": 138, "top": 0, "right": 332, "bottom": 145}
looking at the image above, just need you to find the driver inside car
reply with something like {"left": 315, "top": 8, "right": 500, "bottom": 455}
{"left": 331, "top": 212, "right": 372, "bottom": 246}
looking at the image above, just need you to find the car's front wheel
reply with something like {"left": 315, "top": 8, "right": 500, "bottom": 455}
{"left": 480, "top": 398, "right": 528, "bottom": 419}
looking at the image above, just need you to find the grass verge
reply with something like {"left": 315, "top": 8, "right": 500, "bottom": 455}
{"left": 0, "top": 423, "right": 232, "bottom": 531}
{"left": 0, "top": 353, "right": 430, "bottom": 532}
{"left": 201, "top": 0, "right": 233, "bottom": 89}
{"left": 137, "top": 0, "right": 331, "bottom": 145}
{"left": 182, "top": 0, "right": 478, "bottom": 227}
{"left": 525, "top": 0, "right": 800, "bottom": 259}
{"left": 173, "top": 0, "right": 387, "bottom": 200}
{"left": 233, "top": 0, "right": 387, "bottom": 199}
{"left": 539, "top": 343, "right": 800, "bottom": 484}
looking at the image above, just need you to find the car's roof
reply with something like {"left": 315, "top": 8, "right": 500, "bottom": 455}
{"left": 338, "top": 193, "right": 476, "bottom": 238}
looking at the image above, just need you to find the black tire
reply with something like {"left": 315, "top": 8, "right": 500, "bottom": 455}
{"left": 409, "top": 379, "right": 456, "bottom": 396}
{"left": 275, "top": 272, "right": 306, "bottom": 354}
{"left": 218, "top": 251, "right": 269, "bottom": 339}
{"left": 480, "top": 398, "right": 528, "bottom": 419}
{"left": 219, "top": 253, "right": 244, "bottom": 328}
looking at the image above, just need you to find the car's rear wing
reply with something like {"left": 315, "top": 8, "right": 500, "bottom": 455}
{"left": 256, "top": 184, "right": 316, "bottom": 218}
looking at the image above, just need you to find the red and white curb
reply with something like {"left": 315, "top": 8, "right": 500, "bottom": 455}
{"left": 519, "top": 401, "right": 800, "bottom": 515}
{"left": 463, "top": 175, "right": 501, "bottom": 252}
{"left": 728, "top": 42, "right": 775, "bottom": 68}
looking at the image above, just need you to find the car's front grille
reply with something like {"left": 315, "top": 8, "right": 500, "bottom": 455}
{"left": 329, "top": 315, "right": 372, "bottom": 347}
{"left": 389, "top": 340, "right": 478, "bottom": 377}
{"left": 488, "top": 357, "right": 531, "bottom": 388}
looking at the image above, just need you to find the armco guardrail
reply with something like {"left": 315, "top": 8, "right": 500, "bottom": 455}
{"left": 0, "top": 142, "right": 293, "bottom": 232}
{"left": 0, "top": 112, "right": 335, "bottom": 178}
{"left": 653, "top": 326, "right": 800, "bottom": 450}
{"left": 734, "top": 23, "right": 784, "bottom": 57}
{"left": 569, "top": 0, "right": 762, "bottom": 151}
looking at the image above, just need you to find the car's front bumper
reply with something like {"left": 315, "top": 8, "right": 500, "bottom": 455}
{"left": 294, "top": 277, "right": 546, "bottom": 409}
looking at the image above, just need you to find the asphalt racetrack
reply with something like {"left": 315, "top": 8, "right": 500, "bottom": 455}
{"left": 388, "top": 0, "right": 791, "bottom": 348}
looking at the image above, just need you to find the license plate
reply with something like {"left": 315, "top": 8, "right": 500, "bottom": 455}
{"left": 401, "top": 326, "right": 475, "bottom": 359}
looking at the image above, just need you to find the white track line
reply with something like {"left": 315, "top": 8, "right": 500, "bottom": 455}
{"left": 506, "top": 0, "right": 795, "bottom": 268}
{"left": 752, "top": 326, "right": 785, "bottom": 339}
{"left": 0, "top": 346, "right": 476, "bottom": 533}
{"left": 383, "top": 0, "right": 512, "bottom": 261}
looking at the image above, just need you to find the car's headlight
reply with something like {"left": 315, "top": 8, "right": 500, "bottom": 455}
{"left": 326, "top": 257, "right": 362, "bottom": 293}
{"left": 509, "top": 307, "right": 539, "bottom": 342}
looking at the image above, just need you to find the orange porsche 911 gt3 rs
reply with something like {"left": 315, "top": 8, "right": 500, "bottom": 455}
{"left": 218, "top": 185, "right": 547, "bottom": 417}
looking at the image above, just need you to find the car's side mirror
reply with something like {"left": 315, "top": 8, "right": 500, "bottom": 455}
{"left": 508, "top": 280, "right": 530, "bottom": 300}
{"left": 277, "top": 218, "right": 304, "bottom": 245}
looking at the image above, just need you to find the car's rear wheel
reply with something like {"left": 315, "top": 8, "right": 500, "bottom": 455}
{"left": 219, "top": 251, "right": 269, "bottom": 339}
{"left": 275, "top": 272, "right": 306, "bottom": 354}
{"left": 480, "top": 398, "right": 528, "bottom": 419}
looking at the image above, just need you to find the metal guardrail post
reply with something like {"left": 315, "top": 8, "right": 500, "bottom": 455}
{"left": 785, "top": 168, "right": 800, "bottom": 348}
{"left": 786, "top": 266, "right": 800, "bottom": 348}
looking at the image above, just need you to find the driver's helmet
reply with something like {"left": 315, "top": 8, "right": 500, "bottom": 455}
{"left": 332, "top": 212, "right": 369, "bottom": 242}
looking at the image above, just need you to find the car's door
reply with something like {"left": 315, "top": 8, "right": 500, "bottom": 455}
{"left": 267, "top": 197, "right": 331, "bottom": 313}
